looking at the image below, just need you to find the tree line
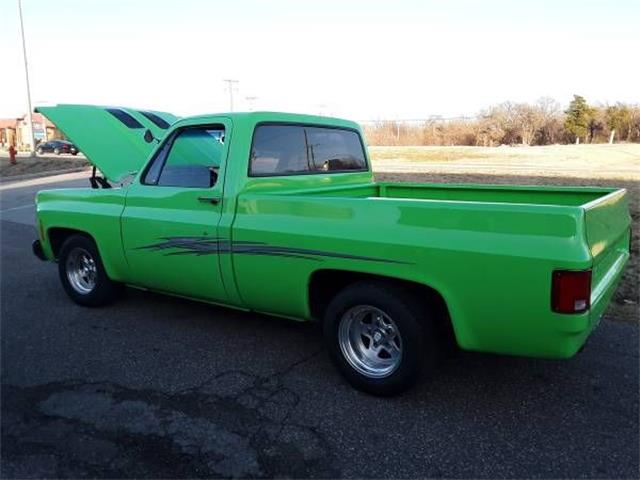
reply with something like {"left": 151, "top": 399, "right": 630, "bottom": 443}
{"left": 363, "top": 96, "right": 640, "bottom": 146}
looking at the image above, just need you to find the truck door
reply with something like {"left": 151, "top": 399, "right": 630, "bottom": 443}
{"left": 121, "top": 121, "right": 230, "bottom": 303}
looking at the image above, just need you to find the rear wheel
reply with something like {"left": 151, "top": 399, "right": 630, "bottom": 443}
{"left": 323, "top": 281, "right": 438, "bottom": 396}
{"left": 58, "top": 235, "right": 122, "bottom": 307}
{"left": 37, "top": 147, "right": 43, "bottom": 155}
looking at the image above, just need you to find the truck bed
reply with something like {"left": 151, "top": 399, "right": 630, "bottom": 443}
{"left": 234, "top": 180, "right": 629, "bottom": 357}
{"left": 302, "top": 181, "right": 630, "bottom": 325}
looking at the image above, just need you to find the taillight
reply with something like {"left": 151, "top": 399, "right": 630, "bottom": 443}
{"left": 551, "top": 270, "right": 592, "bottom": 314}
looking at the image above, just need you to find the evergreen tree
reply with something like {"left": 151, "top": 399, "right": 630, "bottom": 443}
{"left": 564, "top": 95, "right": 590, "bottom": 144}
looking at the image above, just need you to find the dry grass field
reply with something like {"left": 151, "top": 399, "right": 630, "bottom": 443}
{"left": 0, "top": 153, "right": 88, "bottom": 178}
{"left": 370, "top": 144, "right": 640, "bottom": 178}
{"left": 371, "top": 144, "right": 639, "bottom": 324}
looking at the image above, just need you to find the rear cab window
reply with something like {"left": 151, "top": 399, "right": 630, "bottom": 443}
{"left": 249, "top": 124, "right": 367, "bottom": 176}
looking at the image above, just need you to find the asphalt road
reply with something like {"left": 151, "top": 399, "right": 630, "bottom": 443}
{"left": 1, "top": 174, "right": 638, "bottom": 478}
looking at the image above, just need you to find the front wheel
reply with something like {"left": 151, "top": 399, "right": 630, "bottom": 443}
{"left": 58, "top": 235, "right": 122, "bottom": 307}
{"left": 37, "top": 147, "right": 43, "bottom": 155}
{"left": 323, "top": 281, "right": 438, "bottom": 396}
{"left": 54, "top": 147, "right": 60, "bottom": 155}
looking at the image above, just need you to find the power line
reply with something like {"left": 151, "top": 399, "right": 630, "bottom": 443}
{"left": 358, "top": 116, "right": 478, "bottom": 125}
{"left": 245, "top": 96, "right": 258, "bottom": 112}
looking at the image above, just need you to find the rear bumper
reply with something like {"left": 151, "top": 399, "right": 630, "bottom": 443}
{"left": 32, "top": 240, "right": 46, "bottom": 261}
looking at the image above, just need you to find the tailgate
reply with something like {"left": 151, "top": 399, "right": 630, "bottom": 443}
{"left": 584, "top": 189, "right": 631, "bottom": 313}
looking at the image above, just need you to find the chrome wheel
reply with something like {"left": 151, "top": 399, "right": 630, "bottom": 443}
{"left": 338, "top": 305, "right": 403, "bottom": 378}
{"left": 65, "top": 247, "right": 97, "bottom": 294}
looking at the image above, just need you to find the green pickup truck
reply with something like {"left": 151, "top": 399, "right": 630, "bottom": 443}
{"left": 33, "top": 105, "right": 631, "bottom": 395}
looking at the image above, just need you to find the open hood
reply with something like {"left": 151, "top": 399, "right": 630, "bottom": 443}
{"left": 36, "top": 104, "right": 179, "bottom": 182}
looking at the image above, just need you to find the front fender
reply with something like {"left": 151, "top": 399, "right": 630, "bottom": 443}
{"left": 36, "top": 188, "right": 128, "bottom": 282}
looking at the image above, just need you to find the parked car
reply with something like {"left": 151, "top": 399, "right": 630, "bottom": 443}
{"left": 32, "top": 104, "right": 631, "bottom": 396}
{"left": 37, "top": 140, "right": 78, "bottom": 155}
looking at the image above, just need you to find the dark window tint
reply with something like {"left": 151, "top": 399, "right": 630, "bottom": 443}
{"left": 143, "top": 143, "right": 170, "bottom": 185}
{"left": 139, "top": 111, "right": 171, "bottom": 129}
{"left": 106, "top": 108, "right": 144, "bottom": 129}
{"left": 250, "top": 125, "right": 366, "bottom": 176}
{"left": 144, "top": 127, "right": 225, "bottom": 188}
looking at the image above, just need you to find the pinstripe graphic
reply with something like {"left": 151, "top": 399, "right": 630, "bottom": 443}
{"left": 136, "top": 236, "right": 410, "bottom": 265}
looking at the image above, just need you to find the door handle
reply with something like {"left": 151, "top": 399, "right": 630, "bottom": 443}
{"left": 197, "top": 196, "right": 221, "bottom": 205}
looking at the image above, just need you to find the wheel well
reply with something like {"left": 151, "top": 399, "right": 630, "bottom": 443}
{"left": 308, "top": 269, "right": 455, "bottom": 344}
{"left": 48, "top": 228, "right": 93, "bottom": 258}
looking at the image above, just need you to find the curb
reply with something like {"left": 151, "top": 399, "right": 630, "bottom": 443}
{"left": 0, "top": 167, "right": 90, "bottom": 184}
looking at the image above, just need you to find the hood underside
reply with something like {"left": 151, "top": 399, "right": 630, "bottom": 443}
{"left": 36, "top": 104, "right": 179, "bottom": 182}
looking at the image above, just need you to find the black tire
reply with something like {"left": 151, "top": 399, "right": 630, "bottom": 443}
{"left": 58, "top": 234, "right": 122, "bottom": 307}
{"left": 323, "top": 281, "right": 438, "bottom": 396}
{"left": 37, "top": 147, "right": 43, "bottom": 155}
{"left": 54, "top": 147, "right": 60, "bottom": 155}
{"left": 71, "top": 151, "right": 78, "bottom": 156}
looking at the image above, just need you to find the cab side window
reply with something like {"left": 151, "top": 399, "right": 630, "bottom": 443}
{"left": 143, "top": 126, "right": 225, "bottom": 188}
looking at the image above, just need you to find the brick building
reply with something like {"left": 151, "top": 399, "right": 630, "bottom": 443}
{"left": 0, "top": 113, "right": 64, "bottom": 151}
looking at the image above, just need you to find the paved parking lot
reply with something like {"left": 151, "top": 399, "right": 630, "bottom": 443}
{"left": 1, "top": 174, "right": 638, "bottom": 478}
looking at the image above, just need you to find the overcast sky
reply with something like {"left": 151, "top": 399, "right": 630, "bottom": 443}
{"left": 1, "top": 0, "right": 638, "bottom": 120}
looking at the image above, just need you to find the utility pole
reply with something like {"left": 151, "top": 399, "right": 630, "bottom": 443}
{"left": 17, "top": 0, "right": 36, "bottom": 156}
{"left": 223, "top": 79, "right": 239, "bottom": 112}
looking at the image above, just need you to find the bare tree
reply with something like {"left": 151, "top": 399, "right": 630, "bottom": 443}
{"left": 514, "top": 104, "right": 544, "bottom": 146}
{"left": 476, "top": 111, "right": 505, "bottom": 146}
{"left": 535, "top": 97, "right": 562, "bottom": 144}
{"left": 362, "top": 99, "right": 640, "bottom": 147}
{"left": 630, "top": 106, "right": 640, "bottom": 142}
